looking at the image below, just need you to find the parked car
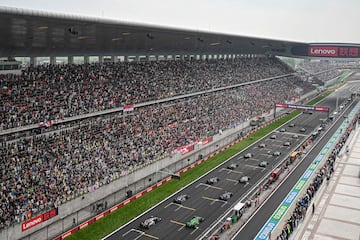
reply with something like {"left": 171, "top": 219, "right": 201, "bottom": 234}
{"left": 140, "top": 216, "right": 162, "bottom": 229}
{"left": 207, "top": 177, "right": 220, "bottom": 185}
{"left": 280, "top": 128, "right": 286, "bottom": 132}
{"left": 270, "top": 135, "right": 277, "bottom": 139}
{"left": 219, "top": 192, "right": 233, "bottom": 201}
{"left": 173, "top": 194, "right": 190, "bottom": 204}
{"left": 186, "top": 216, "right": 204, "bottom": 228}
{"left": 259, "top": 161, "right": 268, "bottom": 167}
{"left": 292, "top": 134, "right": 299, "bottom": 139}
{"left": 239, "top": 176, "right": 250, "bottom": 183}
{"left": 300, "top": 128, "right": 306, "bottom": 133}
{"left": 227, "top": 163, "right": 238, "bottom": 170}
{"left": 289, "top": 123, "right": 295, "bottom": 127}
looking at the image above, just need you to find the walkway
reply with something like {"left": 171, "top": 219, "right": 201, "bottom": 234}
{"left": 293, "top": 124, "right": 360, "bottom": 240}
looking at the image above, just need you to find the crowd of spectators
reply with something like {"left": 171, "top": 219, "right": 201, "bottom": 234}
{"left": 298, "top": 61, "right": 344, "bottom": 84}
{"left": 275, "top": 114, "right": 358, "bottom": 240}
{"left": 0, "top": 58, "right": 314, "bottom": 230}
{"left": 0, "top": 57, "right": 294, "bottom": 130}
{"left": 298, "top": 61, "right": 337, "bottom": 74}
{"left": 313, "top": 69, "right": 343, "bottom": 83}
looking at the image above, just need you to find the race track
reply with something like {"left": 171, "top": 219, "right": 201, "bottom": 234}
{"left": 105, "top": 83, "right": 359, "bottom": 240}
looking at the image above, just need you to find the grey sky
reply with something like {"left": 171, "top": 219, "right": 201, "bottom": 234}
{"left": 1, "top": 0, "right": 359, "bottom": 43}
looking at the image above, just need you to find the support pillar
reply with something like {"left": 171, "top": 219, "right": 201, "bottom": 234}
{"left": 84, "top": 56, "right": 90, "bottom": 64}
{"left": 30, "top": 56, "right": 37, "bottom": 66}
{"left": 50, "top": 56, "right": 56, "bottom": 65}
{"left": 68, "top": 56, "right": 74, "bottom": 64}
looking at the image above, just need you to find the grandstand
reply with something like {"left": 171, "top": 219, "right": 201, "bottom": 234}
{"left": 0, "top": 6, "right": 359, "bottom": 240}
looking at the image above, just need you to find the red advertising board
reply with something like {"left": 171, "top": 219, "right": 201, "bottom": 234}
{"left": 314, "top": 106, "right": 330, "bottom": 112}
{"left": 123, "top": 104, "right": 135, "bottom": 112}
{"left": 22, "top": 208, "right": 58, "bottom": 231}
{"left": 275, "top": 103, "right": 288, "bottom": 108}
{"left": 202, "top": 137, "right": 213, "bottom": 145}
{"left": 339, "top": 47, "right": 359, "bottom": 57}
{"left": 308, "top": 46, "right": 338, "bottom": 57}
{"left": 22, "top": 215, "right": 43, "bottom": 232}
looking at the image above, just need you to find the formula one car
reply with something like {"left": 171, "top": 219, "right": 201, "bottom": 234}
{"left": 273, "top": 151, "right": 281, "bottom": 156}
{"left": 227, "top": 163, "right": 238, "bottom": 170}
{"left": 244, "top": 153, "right": 253, "bottom": 158}
{"left": 186, "top": 216, "right": 204, "bottom": 228}
{"left": 259, "top": 143, "right": 266, "bottom": 148}
{"left": 140, "top": 216, "right": 161, "bottom": 229}
{"left": 206, "top": 177, "right": 220, "bottom": 185}
{"left": 283, "top": 141, "right": 291, "bottom": 146}
{"left": 173, "top": 194, "right": 190, "bottom": 204}
{"left": 270, "top": 134, "right": 277, "bottom": 139}
{"left": 219, "top": 191, "right": 233, "bottom": 201}
{"left": 258, "top": 161, "right": 268, "bottom": 168}
{"left": 239, "top": 176, "right": 250, "bottom": 184}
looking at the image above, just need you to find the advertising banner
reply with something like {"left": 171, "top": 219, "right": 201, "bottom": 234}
{"left": 275, "top": 103, "right": 329, "bottom": 112}
{"left": 308, "top": 46, "right": 338, "bottom": 57}
{"left": 22, "top": 208, "right": 58, "bottom": 231}
{"left": 123, "top": 104, "right": 135, "bottom": 112}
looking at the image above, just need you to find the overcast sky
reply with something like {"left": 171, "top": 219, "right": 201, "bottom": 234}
{"left": 1, "top": 0, "right": 359, "bottom": 43}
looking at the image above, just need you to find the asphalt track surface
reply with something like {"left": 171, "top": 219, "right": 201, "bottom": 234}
{"left": 105, "top": 83, "right": 359, "bottom": 240}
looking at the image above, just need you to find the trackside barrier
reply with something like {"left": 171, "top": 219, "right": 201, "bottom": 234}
{"left": 254, "top": 102, "right": 360, "bottom": 240}
{"left": 54, "top": 176, "right": 172, "bottom": 240}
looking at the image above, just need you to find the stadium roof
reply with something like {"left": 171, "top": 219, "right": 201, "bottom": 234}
{"left": 0, "top": 7, "right": 309, "bottom": 58}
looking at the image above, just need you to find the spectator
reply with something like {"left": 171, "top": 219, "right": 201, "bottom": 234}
{"left": 0, "top": 57, "right": 315, "bottom": 230}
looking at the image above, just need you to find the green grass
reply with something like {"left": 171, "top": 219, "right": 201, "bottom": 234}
{"left": 327, "top": 70, "right": 353, "bottom": 87}
{"left": 66, "top": 91, "right": 331, "bottom": 240}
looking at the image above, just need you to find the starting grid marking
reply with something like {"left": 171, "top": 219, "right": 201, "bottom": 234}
{"left": 219, "top": 168, "right": 243, "bottom": 174}
{"left": 202, "top": 196, "right": 228, "bottom": 207}
{"left": 170, "top": 220, "right": 186, "bottom": 231}
{"left": 260, "top": 147, "right": 272, "bottom": 151}
{"left": 245, "top": 157, "right": 260, "bottom": 162}
{"left": 170, "top": 220, "right": 199, "bottom": 235}
{"left": 245, "top": 164, "right": 267, "bottom": 171}
{"left": 258, "top": 153, "right": 272, "bottom": 158}
{"left": 226, "top": 178, "right": 239, "bottom": 185}
{"left": 122, "top": 229, "right": 159, "bottom": 240}
{"left": 164, "top": 202, "right": 195, "bottom": 211}
{"left": 195, "top": 182, "right": 222, "bottom": 190}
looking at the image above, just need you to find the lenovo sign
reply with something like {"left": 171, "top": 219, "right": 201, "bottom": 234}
{"left": 22, "top": 215, "right": 43, "bottom": 231}
{"left": 308, "top": 46, "right": 338, "bottom": 57}
{"left": 22, "top": 208, "right": 58, "bottom": 231}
